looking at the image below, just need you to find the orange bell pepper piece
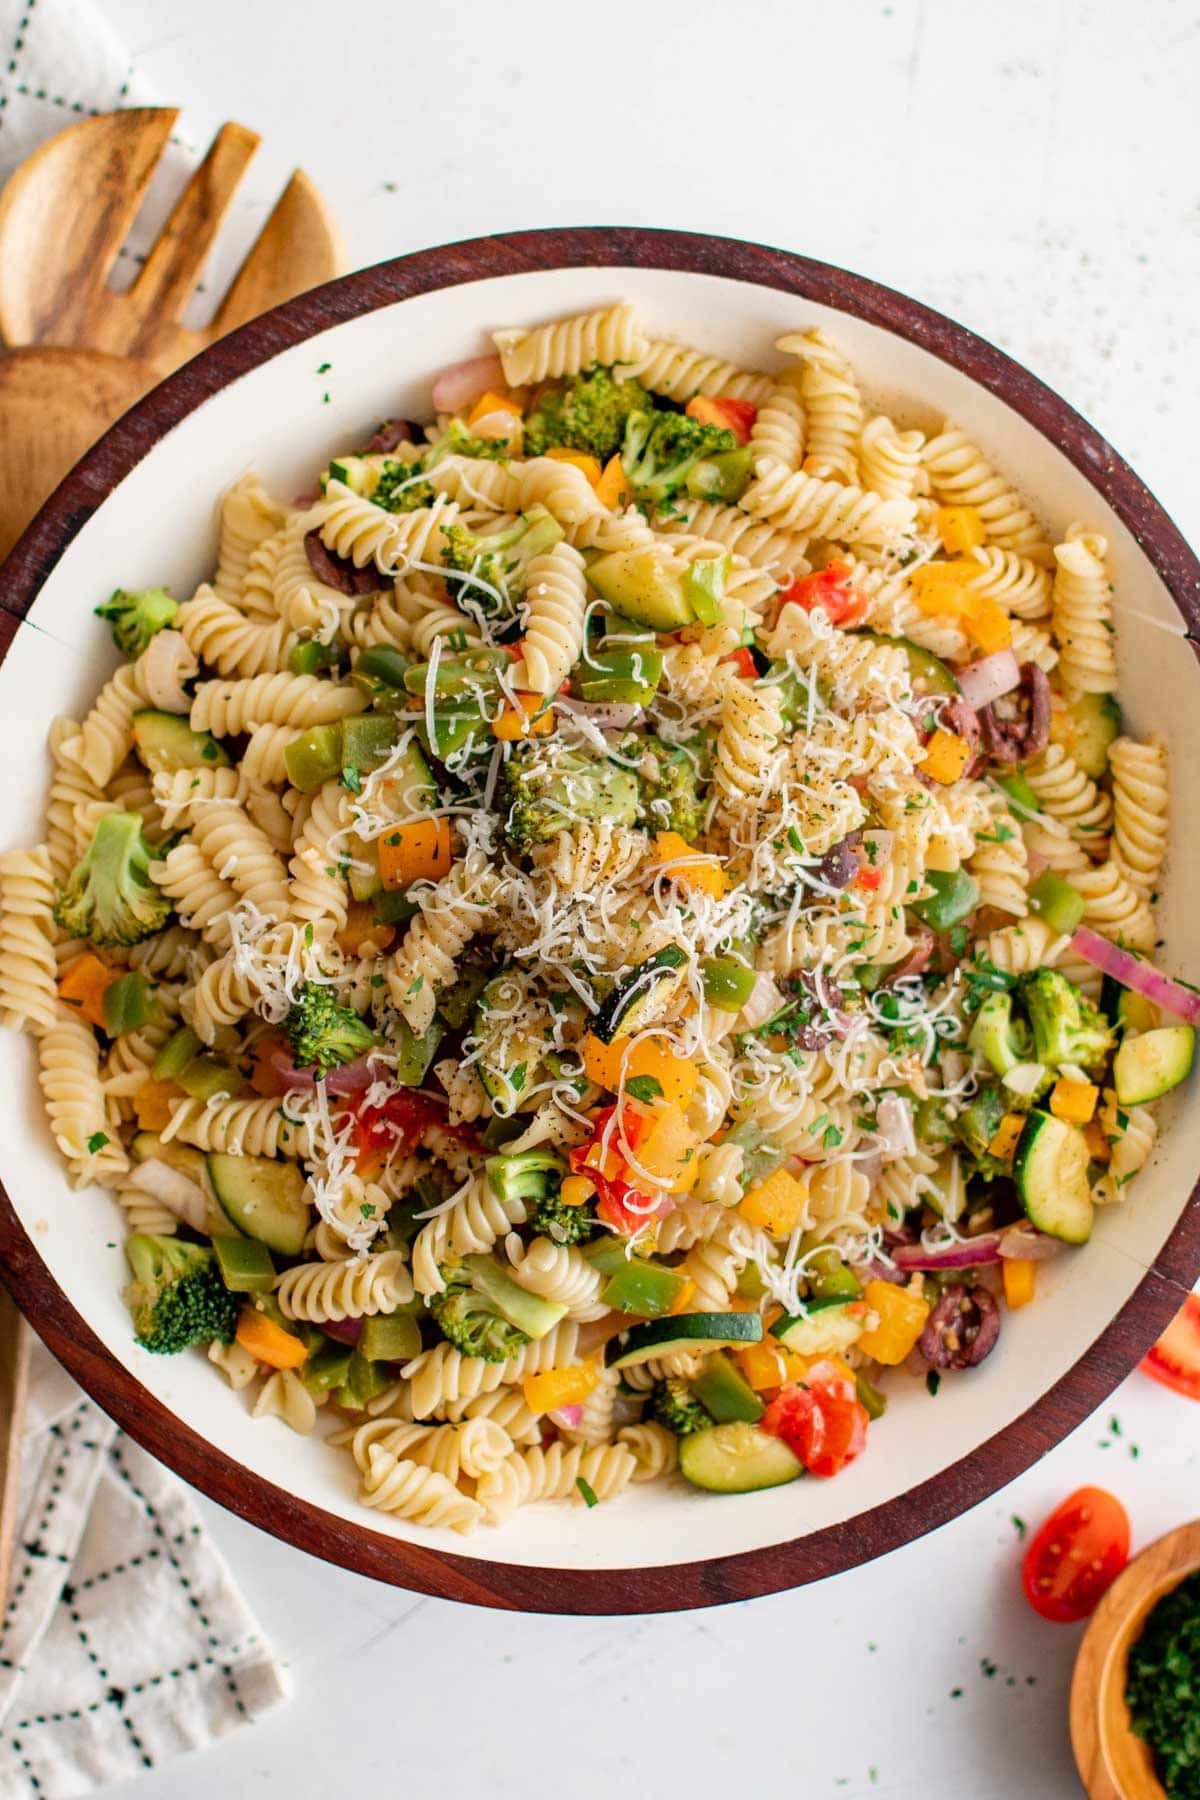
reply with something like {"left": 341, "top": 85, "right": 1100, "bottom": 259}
{"left": 652, "top": 830, "right": 729, "bottom": 899}
{"left": 491, "top": 692, "right": 554, "bottom": 741}
{"left": 594, "top": 455, "right": 630, "bottom": 508}
{"left": 236, "top": 1306, "right": 308, "bottom": 1370}
{"left": 685, "top": 395, "right": 757, "bottom": 445}
{"left": 935, "top": 505, "right": 986, "bottom": 553}
{"left": 57, "top": 952, "right": 114, "bottom": 1029}
{"left": 133, "top": 1078, "right": 180, "bottom": 1132}
{"left": 337, "top": 900, "right": 395, "bottom": 957}
{"left": 919, "top": 729, "right": 972, "bottom": 785}
{"left": 739, "top": 1167, "right": 810, "bottom": 1236}
{"left": 523, "top": 1358, "right": 603, "bottom": 1415}
{"left": 1002, "top": 1258, "right": 1037, "bottom": 1310}
{"left": 857, "top": 1279, "right": 930, "bottom": 1365}
{"left": 543, "top": 447, "right": 603, "bottom": 483}
{"left": 738, "top": 1339, "right": 809, "bottom": 1392}
{"left": 987, "top": 1113, "right": 1026, "bottom": 1161}
{"left": 581, "top": 1033, "right": 698, "bottom": 1109}
{"left": 377, "top": 817, "right": 453, "bottom": 888}
{"left": 468, "top": 388, "right": 523, "bottom": 426}
{"left": 1050, "top": 1078, "right": 1099, "bottom": 1125}
{"left": 1084, "top": 1116, "right": 1111, "bottom": 1163}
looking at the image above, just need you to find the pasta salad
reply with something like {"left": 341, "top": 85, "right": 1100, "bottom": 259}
{"left": 3, "top": 299, "right": 1196, "bottom": 1533}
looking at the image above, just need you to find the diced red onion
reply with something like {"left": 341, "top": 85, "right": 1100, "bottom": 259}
{"left": 126, "top": 1158, "right": 208, "bottom": 1232}
{"left": 997, "top": 1222, "right": 1068, "bottom": 1262}
{"left": 252, "top": 1038, "right": 382, "bottom": 1097}
{"left": 875, "top": 1093, "right": 916, "bottom": 1160}
{"left": 892, "top": 1234, "right": 1003, "bottom": 1271}
{"left": 319, "top": 1317, "right": 363, "bottom": 1346}
{"left": 549, "top": 1404, "right": 584, "bottom": 1430}
{"left": 739, "top": 973, "right": 785, "bottom": 1031}
{"left": 432, "top": 353, "right": 505, "bottom": 415}
{"left": 325, "top": 1054, "right": 386, "bottom": 1097}
{"left": 1069, "top": 927, "right": 1200, "bottom": 1025}
{"left": 955, "top": 649, "right": 1021, "bottom": 711}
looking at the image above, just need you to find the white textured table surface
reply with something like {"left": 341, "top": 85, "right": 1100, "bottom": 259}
{"left": 81, "top": 0, "right": 1200, "bottom": 1793}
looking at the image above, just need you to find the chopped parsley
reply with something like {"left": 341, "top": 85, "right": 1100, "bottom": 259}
{"left": 86, "top": 1131, "right": 109, "bottom": 1154}
{"left": 575, "top": 1477, "right": 599, "bottom": 1509}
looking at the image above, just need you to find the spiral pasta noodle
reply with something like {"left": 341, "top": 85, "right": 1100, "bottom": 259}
{"left": 411, "top": 1171, "right": 529, "bottom": 1297}
{"left": 624, "top": 339, "right": 774, "bottom": 405}
{"left": 512, "top": 540, "right": 587, "bottom": 695}
{"left": 921, "top": 427, "right": 1050, "bottom": 561}
{"left": 494, "top": 302, "right": 647, "bottom": 386}
{"left": 742, "top": 465, "right": 916, "bottom": 546}
{"left": 748, "top": 378, "right": 806, "bottom": 473}
{"left": 191, "top": 671, "right": 367, "bottom": 737}
{"left": 37, "top": 1015, "right": 128, "bottom": 1187}
{"left": 507, "top": 1235, "right": 608, "bottom": 1320}
{"left": 213, "top": 473, "right": 288, "bottom": 606}
{"left": 1109, "top": 734, "right": 1168, "bottom": 895}
{"left": 0, "top": 846, "right": 59, "bottom": 1035}
{"left": 1051, "top": 526, "right": 1118, "bottom": 695}
{"left": 275, "top": 1248, "right": 414, "bottom": 1321}
{"left": 175, "top": 585, "right": 294, "bottom": 677}
{"left": 360, "top": 1445, "right": 483, "bottom": 1534}
{"left": 474, "top": 1440, "right": 637, "bottom": 1525}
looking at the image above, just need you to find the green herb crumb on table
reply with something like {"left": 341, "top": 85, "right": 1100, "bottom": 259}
{"left": 1126, "top": 1568, "right": 1200, "bottom": 1798}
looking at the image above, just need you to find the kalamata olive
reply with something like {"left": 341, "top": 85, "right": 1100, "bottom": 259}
{"left": 918, "top": 1282, "right": 1001, "bottom": 1369}
{"left": 304, "top": 529, "right": 378, "bottom": 596}
{"left": 785, "top": 968, "right": 850, "bottom": 1050}
{"left": 941, "top": 697, "right": 981, "bottom": 753}
{"left": 364, "top": 418, "right": 423, "bottom": 454}
{"left": 978, "top": 663, "right": 1052, "bottom": 763}
{"left": 814, "top": 831, "right": 862, "bottom": 890}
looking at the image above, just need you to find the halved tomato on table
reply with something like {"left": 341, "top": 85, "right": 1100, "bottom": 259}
{"left": 1021, "top": 1486, "right": 1130, "bottom": 1623}
{"left": 1140, "top": 1292, "right": 1200, "bottom": 1400}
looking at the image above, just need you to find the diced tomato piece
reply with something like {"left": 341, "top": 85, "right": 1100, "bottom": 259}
{"left": 1140, "top": 1292, "right": 1200, "bottom": 1400}
{"left": 1021, "top": 1487, "right": 1130, "bottom": 1623}
{"left": 569, "top": 1105, "right": 664, "bottom": 1235}
{"left": 348, "top": 1089, "right": 445, "bottom": 1175}
{"left": 854, "top": 867, "right": 884, "bottom": 893}
{"left": 760, "top": 1360, "right": 869, "bottom": 1477}
{"left": 723, "top": 646, "right": 758, "bottom": 679}
{"left": 685, "top": 395, "right": 757, "bottom": 444}
{"left": 778, "top": 562, "right": 868, "bottom": 628}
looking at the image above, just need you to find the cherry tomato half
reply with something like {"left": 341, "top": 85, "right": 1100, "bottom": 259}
{"left": 350, "top": 1089, "right": 444, "bottom": 1176}
{"left": 1021, "top": 1486, "right": 1131, "bottom": 1623}
{"left": 778, "top": 562, "right": 869, "bottom": 628}
{"left": 1140, "top": 1292, "right": 1200, "bottom": 1400}
{"left": 722, "top": 646, "right": 759, "bottom": 680}
{"left": 761, "top": 1361, "right": 869, "bottom": 1478}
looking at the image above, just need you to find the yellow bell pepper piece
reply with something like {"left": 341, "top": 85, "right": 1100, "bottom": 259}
{"left": 635, "top": 1104, "right": 703, "bottom": 1182}
{"left": 911, "top": 566, "right": 1011, "bottom": 654}
{"left": 468, "top": 388, "right": 523, "bottom": 426}
{"left": 559, "top": 1174, "right": 595, "bottom": 1207}
{"left": 739, "top": 1166, "right": 810, "bottom": 1237}
{"left": 1050, "top": 1077, "right": 1099, "bottom": 1124}
{"left": 738, "top": 1339, "right": 810, "bottom": 1392}
{"left": 523, "top": 1358, "right": 602, "bottom": 1415}
{"left": 667, "top": 1278, "right": 698, "bottom": 1316}
{"left": 133, "top": 1077, "right": 180, "bottom": 1133}
{"left": 491, "top": 693, "right": 554, "bottom": 741}
{"left": 857, "top": 1279, "right": 931, "bottom": 1365}
{"left": 919, "top": 728, "right": 972, "bottom": 785}
{"left": 1084, "top": 1116, "right": 1111, "bottom": 1163}
{"left": 987, "top": 1112, "right": 1026, "bottom": 1161}
{"left": 594, "top": 455, "right": 630, "bottom": 507}
{"left": 1002, "top": 1258, "right": 1037, "bottom": 1309}
{"left": 652, "top": 830, "right": 729, "bottom": 899}
{"left": 543, "top": 446, "right": 604, "bottom": 483}
{"left": 936, "top": 505, "right": 986, "bottom": 553}
{"left": 581, "top": 1033, "right": 698, "bottom": 1109}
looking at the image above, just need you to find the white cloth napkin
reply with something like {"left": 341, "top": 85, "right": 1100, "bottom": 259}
{"left": 0, "top": 1345, "right": 290, "bottom": 1800}
{"left": 1, "top": 3, "right": 291, "bottom": 1792}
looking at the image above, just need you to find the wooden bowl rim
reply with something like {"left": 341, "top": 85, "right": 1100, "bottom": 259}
{"left": 1070, "top": 1519, "right": 1200, "bottom": 1798}
{"left": 1, "top": 226, "right": 1199, "bottom": 1614}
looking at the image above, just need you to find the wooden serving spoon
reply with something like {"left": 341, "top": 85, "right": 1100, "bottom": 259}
{"left": 0, "top": 106, "right": 343, "bottom": 559}
{"left": 1071, "top": 1517, "right": 1200, "bottom": 1797}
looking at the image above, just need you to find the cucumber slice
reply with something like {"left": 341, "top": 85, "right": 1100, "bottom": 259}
{"left": 587, "top": 549, "right": 693, "bottom": 632}
{"left": 689, "top": 1353, "right": 764, "bottom": 1424}
{"left": 1050, "top": 690, "right": 1120, "bottom": 778}
{"left": 1013, "top": 1110, "right": 1094, "bottom": 1244}
{"left": 132, "top": 710, "right": 229, "bottom": 773}
{"left": 1113, "top": 1026, "right": 1195, "bottom": 1105}
{"left": 605, "top": 1311, "right": 763, "bottom": 1369}
{"left": 206, "top": 1153, "right": 311, "bottom": 1256}
{"left": 771, "top": 1297, "right": 864, "bottom": 1358}
{"left": 861, "top": 633, "right": 959, "bottom": 696}
{"left": 678, "top": 1422, "right": 803, "bottom": 1494}
{"left": 1100, "top": 977, "right": 1161, "bottom": 1035}
{"left": 592, "top": 944, "right": 686, "bottom": 1044}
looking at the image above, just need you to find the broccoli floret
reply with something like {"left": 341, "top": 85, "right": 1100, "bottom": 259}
{"left": 525, "top": 368, "right": 655, "bottom": 461}
{"left": 95, "top": 586, "right": 178, "bottom": 658}
{"left": 429, "top": 1279, "right": 530, "bottom": 1364}
{"left": 620, "top": 411, "right": 735, "bottom": 506}
{"left": 531, "top": 1191, "right": 599, "bottom": 1246}
{"left": 371, "top": 457, "right": 435, "bottom": 513}
{"left": 501, "top": 743, "right": 640, "bottom": 849}
{"left": 440, "top": 506, "right": 564, "bottom": 619}
{"left": 622, "top": 732, "right": 707, "bottom": 841}
{"left": 124, "top": 1234, "right": 238, "bottom": 1353}
{"left": 1020, "top": 968, "right": 1115, "bottom": 1077}
{"left": 54, "top": 811, "right": 171, "bottom": 948}
{"left": 485, "top": 1149, "right": 565, "bottom": 1205}
{"left": 285, "top": 982, "right": 382, "bottom": 1075}
{"left": 428, "top": 417, "right": 515, "bottom": 464}
{"left": 648, "top": 1377, "right": 711, "bottom": 1437}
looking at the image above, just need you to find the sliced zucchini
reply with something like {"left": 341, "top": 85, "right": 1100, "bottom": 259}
{"left": 1013, "top": 1110, "right": 1093, "bottom": 1244}
{"left": 678, "top": 1422, "right": 803, "bottom": 1494}
{"left": 592, "top": 944, "right": 687, "bottom": 1045}
{"left": 132, "top": 709, "right": 229, "bottom": 774}
{"left": 1113, "top": 1026, "right": 1195, "bottom": 1105}
{"left": 1049, "top": 690, "right": 1120, "bottom": 778}
{"left": 605, "top": 1311, "right": 763, "bottom": 1370}
{"left": 586, "top": 548, "right": 693, "bottom": 632}
{"left": 367, "top": 732, "right": 438, "bottom": 809}
{"left": 861, "top": 633, "right": 959, "bottom": 697}
{"left": 206, "top": 1152, "right": 311, "bottom": 1256}
{"left": 1100, "top": 976, "right": 1161, "bottom": 1036}
{"left": 771, "top": 1297, "right": 864, "bottom": 1358}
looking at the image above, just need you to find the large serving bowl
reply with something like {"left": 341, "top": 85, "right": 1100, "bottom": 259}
{"left": 1, "top": 229, "right": 1198, "bottom": 1614}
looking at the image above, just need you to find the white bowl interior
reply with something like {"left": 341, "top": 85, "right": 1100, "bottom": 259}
{"left": 1, "top": 264, "right": 1195, "bottom": 1573}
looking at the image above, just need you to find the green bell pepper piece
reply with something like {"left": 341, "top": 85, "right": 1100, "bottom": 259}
{"left": 152, "top": 1025, "right": 202, "bottom": 1082}
{"left": 288, "top": 639, "right": 339, "bottom": 677}
{"left": 213, "top": 1235, "right": 276, "bottom": 1294}
{"left": 912, "top": 869, "right": 980, "bottom": 932}
{"left": 393, "top": 1017, "right": 444, "bottom": 1087}
{"left": 101, "top": 970, "right": 160, "bottom": 1037}
{"left": 356, "top": 645, "right": 410, "bottom": 688}
{"left": 855, "top": 1370, "right": 888, "bottom": 1420}
{"left": 372, "top": 889, "right": 420, "bottom": 925}
{"left": 285, "top": 724, "right": 343, "bottom": 792}
{"left": 601, "top": 1258, "right": 690, "bottom": 1317}
{"left": 1027, "top": 870, "right": 1085, "bottom": 936}
{"left": 403, "top": 650, "right": 508, "bottom": 698}
{"left": 359, "top": 1311, "right": 423, "bottom": 1363}
{"left": 336, "top": 1350, "right": 396, "bottom": 1410}
{"left": 690, "top": 1352, "right": 764, "bottom": 1423}
{"left": 341, "top": 714, "right": 400, "bottom": 776}
{"left": 994, "top": 767, "right": 1039, "bottom": 819}
{"left": 302, "top": 1341, "right": 355, "bottom": 1394}
{"left": 576, "top": 647, "right": 664, "bottom": 705}
{"left": 701, "top": 956, "right": 757, "bottom": 1012}
{"left": 805, "top": 1246, "right": 862, "bottom": 1302}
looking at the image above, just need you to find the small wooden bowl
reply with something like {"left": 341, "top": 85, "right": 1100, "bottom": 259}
{"left": 1071, "top": 1519, "right": 1200, "bottom": 1798}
